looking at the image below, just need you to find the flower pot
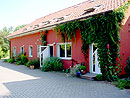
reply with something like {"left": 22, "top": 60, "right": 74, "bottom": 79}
{"left": 82, "top": 71, "right": 86, "bottom": 75}
{"left": 30, "top": 65, "right": 35, "bottom": 69}
{"left": 76, "top": 72, "right": 81, "bottom": 77}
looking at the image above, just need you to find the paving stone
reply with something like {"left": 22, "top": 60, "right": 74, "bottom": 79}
{"left": 0, "top": 60, "right": 130, "bottom": 98}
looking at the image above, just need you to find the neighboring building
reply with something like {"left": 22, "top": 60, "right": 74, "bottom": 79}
{"left": 8, "top": 0, "right": 130, "bottom": 74}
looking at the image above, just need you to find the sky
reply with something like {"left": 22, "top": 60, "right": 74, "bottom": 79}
{"left": 0, "top": 0, "right": 87, "bottom": 30}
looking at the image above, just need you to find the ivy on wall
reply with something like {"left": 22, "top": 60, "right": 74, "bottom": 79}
{"left": 55, "top": 2, "right": 130, "bottom": 81}
{"left": 41, "top": 30, "right": 48, "bottom": 46}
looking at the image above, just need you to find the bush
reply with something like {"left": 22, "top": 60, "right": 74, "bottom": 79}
{"left": 3, "top": 59, "right": 8, "bottom": 62}
{"left": 25, "top": 61, "right": 31, "bottom": 67}
{"left": 70, "top": 64, "right": 81, "bottom": 76}
{"left": 21, "top": 54, "right": 28, "bottom": 65}
{"left": 30, "top": 58, "right": 40, "bottom": 69}
{"left": 42, "top": 57, "right": 64, "bottom": 72}
{"left": 96, "top": 74, "right": 104, "bottom": 81}
{"left": 125, "top": 57, "right": 130, "bottom": 77}
{"left": 114, "top": 79, "right": 130, "bottom": 89}
{"left": 8, "top": 57, "right": 15, "bottom": 63}
{"left": 15, "top": 54, "right": 28, "bottom": 65}
{"left": 79, "top": 66, "right": 86, "bottom": 71}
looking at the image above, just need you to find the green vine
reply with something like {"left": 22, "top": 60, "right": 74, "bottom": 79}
{"left": 41, "top": 30, "right": 48, "bottom": 46}
{"left": 55, "top": 2, "right": 130, "bottom": 81}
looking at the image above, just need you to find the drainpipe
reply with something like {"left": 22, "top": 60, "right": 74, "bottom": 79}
{"left": 9, "top": 41, "right": 11, "bottom": 58}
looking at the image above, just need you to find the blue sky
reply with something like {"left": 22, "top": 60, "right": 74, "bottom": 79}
{"left": 0, "top": 0, "right": 87, "bottom": 30}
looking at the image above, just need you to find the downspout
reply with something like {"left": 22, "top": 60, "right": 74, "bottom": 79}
{"left": 10, "top": 41, "right": 11, "bottom": 58}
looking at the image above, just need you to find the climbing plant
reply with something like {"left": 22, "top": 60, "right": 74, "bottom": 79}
{"left": 55, "top": 2, "right": 130, "bottom": 81}
{"left": 41, "top": 30, "right": 48, "bottom": 46}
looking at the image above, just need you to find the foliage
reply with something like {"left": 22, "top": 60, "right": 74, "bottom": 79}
{"left": 0, "top": 27, "right": 13, "bottom": 58}
{"left": 114, "top": 79, "right": 130, "bottom": 89}
{"left": 3, "top": 59, "right": 8, "bottom": 62}
{"left": 25, "top": 61, "right": 32, "bottom": 67}
{"left": 15, "top": 54, "right": 28, "bottom": 65}
{"left": 42, "top": 57, "right": 64, "bottom": 72}
{"left": 79, "top": 66, "right": 86, "bottom": 71}
{"left": 55, "top": 2, "right": 130, "bottom": 81}
{"left": 125, "top": 57, "right": 130, "bottom": 77}
{"left": 41, "top": 30, "right": 48, "bottom": 46}
{"left": 14, "top": 24, "right": 26, "bottom": 32}
{"left": 8, "top": 57, "right": 15, "bottom": 63}
{"left": 29, "top": 58, "right": 40, "bottom": 69}
{"left": 70, "top": 64, "right": 81, "bottom": 76}
{"left": 96, "top": 74, "right": 104, "bottom": 81}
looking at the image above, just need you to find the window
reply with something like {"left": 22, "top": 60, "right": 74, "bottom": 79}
{"left": 37, "top": 45, "right": 40, "bottom": 57}
{"left": 29, "top": 46, "right": 33, "bottom": 57}
{"left": 57, "top": 43, "right": 71, "bottom": 59}
{"left": 20, "top": 46, "right": 24, "bottom": 54}
{"left": 13, "top": 47, "right": 16, "bottom": 57}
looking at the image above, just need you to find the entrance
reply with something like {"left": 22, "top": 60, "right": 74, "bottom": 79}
{"left": 89, "top": 43, "right": 101, "bottom": 74}
{"left": 40, "top": 45, "right": 54, "bottom": 67}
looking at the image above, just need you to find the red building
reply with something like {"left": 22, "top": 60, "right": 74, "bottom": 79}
{"left": 8, "top": 0, "right": 130, "bottom": 74}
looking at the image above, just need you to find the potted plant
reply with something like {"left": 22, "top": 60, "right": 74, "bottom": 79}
{"left": 29, "top": 60, "right": 35, "bottom": 69}
{"left": 79, "top": 66, "right": 87, "bottom": 75}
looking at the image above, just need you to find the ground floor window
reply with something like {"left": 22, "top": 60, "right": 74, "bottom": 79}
{"left": 29, "top": 45, "right": 33, "bottom": 57}
{"left": 57, "top": 42, "right": 71, "bottom": 59}
{"left": 37, "top": 45, "right": 40, "bottom": 57}
{"left": 20, "top": 46, "right": 24, "bottom": 54}
{"left": 13, "top": 47, "right": 16, "bottom": 57}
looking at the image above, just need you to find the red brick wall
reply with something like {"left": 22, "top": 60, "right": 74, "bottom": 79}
{"left": 10, "top": 30, "right": 88, "bottom": 70}
{"left": 119, "top": 6, "right": 130, "bottom": 74}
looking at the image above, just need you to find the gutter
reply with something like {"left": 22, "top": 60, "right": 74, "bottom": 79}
{"left": 8, "top": 10, "right": 113, "bottom": 39}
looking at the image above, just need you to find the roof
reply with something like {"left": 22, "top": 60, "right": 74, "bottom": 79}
{"left": 8, "top": 0, "right": 129, "bottom": 39}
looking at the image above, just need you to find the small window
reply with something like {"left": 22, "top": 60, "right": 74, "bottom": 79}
{"left": 20, "top": 46, "right": 24, "bottom": 54}
{"left": 13, "top": 47, "right": 16, "bottom": 57}
{"left": 37, "top": 45, "right": 40, "bottom": 57}
{"left": 29, "top": 46, "right": 33, "bottom": 57}
{"left": 57, "top": 43, "right": 71, "bottom": 59}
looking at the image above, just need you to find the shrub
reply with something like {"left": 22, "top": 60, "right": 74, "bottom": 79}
{"left": 42, "top": 57, "right": 64, "bottom": 72}
{"left": 15, "top": 54, "right": 28, "bottom": 65}
{"left": 96, "top": 74, "right": 104, "bottom": 81}
{"left": 21, "top": 54, "right": 28, "bottom": 65}
{"left": 8, "top": 57, "right": 15, "bottom": 63}
{"left": 125, "top": 57, "right": 130, "bottom": 77}
{"left": 30, "top": 59, "right": 40, "bottom": 69}
{"left": 25, "top": 61, "right": 31, "bottom": 67}
{"left": 70, "top": 64, "right": 81, "bottom": 76}
{"left": 3, "top": 59, "right": 8, "bottom": 62}
{"left": 114, "top": 79, "right": 130, "bottom": 89}
{"left": 79, "top": 66, "right": 86, "bottom": 71}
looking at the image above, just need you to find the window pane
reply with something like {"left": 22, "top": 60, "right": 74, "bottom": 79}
{"left": 67, "top": 44, "right": 71, "bottom": 57}
{"left": 60, "top": 45, "right": 65, "bottom": 57}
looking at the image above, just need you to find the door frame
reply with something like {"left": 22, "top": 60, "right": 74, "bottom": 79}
{"left": 89, "top": 43, "right": 101, "bottom": 74}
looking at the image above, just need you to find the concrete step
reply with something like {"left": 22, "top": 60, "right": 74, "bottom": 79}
{"left": 81, "top": 73, "right": 97, "bottom": 80}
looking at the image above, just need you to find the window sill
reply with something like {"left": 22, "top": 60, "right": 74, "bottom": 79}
{"left": 59, "top": 57, "right": 72, "bottom": 60}
{"left": 29, "top": 56, "right": 33, "bottom": 57}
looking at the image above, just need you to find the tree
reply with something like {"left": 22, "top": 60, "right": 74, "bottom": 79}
{"left": 0, "top": 27, "right": 13, "bottom": 58}
{"left": 14, "top": 24, "right": 26, "bottom": 32}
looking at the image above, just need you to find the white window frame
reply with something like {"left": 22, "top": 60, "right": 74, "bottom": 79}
{"left": 37, "top": 45, "right": 40, "bottom": 57}
{"left": 13, "top": 46, "right": 16, "bottom": 57}
{"left": 29, "top": 45, "right": 33, "bottom": 57}
{"left": 57, "top": 42, "right": 72, "bottom": 60}
{"left": 48, "top": 44, "right": 54, "bottom": 57}
{"left": 20, "top": 46, "right": 24, "bottom": 54}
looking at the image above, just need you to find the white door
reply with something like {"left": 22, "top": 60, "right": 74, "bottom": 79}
{"left": 89, "top": 43, "right": 101, "bottom": 74}
{"left": 40, "top": 46, "right": 49, "bottom": 67}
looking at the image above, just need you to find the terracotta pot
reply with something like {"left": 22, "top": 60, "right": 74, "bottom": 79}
{"left": 30, "top": 65, "right": 35, "bottom": 69}
{"left": 82, "top": 71, "right": 86, "bottom": 75}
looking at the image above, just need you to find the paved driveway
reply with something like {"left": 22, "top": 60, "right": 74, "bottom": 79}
{"left": 0, "top": 60, "right": 130, "bottom": 98}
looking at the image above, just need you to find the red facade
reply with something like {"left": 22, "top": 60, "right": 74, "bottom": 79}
{"left": 10, "top": 29, "right": 89, "bottom": 71}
